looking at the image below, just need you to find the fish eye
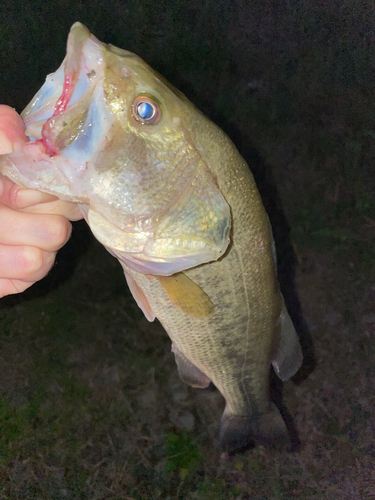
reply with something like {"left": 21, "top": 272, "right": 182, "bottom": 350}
{"left": 131, "top": 95, "right": 161, "bottom": 125}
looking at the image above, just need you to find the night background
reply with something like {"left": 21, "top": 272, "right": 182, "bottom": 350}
{"left": 0, "top": 0, "right": 374, "bottom": 498}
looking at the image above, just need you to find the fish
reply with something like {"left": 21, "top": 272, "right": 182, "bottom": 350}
{"left": 0, "top": 22, "right": 302, "bottom": 453}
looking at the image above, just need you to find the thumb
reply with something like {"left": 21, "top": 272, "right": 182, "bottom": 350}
{"left": 0, "top": 105, "right": 28, "bottom": 154}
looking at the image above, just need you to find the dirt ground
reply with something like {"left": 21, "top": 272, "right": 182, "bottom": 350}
{"left": 0, "top": 1, "right": 374, "bottom": 498}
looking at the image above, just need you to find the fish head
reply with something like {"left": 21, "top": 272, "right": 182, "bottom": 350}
{"left": 0, "top": 22, "right": 231, "bottom": 275}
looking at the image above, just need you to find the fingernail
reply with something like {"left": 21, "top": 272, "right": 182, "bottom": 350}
{"left": 16, "top": 189, "right": 58, "bottom": 208}
{"left": 0, "top": 130, "right": 14, "bottom": 154}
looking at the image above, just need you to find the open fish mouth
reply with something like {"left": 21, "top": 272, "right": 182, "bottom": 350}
{"left": 0, "top": 23, "right": 113, "bottom": 202}
{"left": 22, "top": 22, "right": 111, "bottom": 163}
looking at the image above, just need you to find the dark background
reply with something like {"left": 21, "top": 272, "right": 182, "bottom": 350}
{"left": 0, "top": 1, "right": 374, "bottom": 498}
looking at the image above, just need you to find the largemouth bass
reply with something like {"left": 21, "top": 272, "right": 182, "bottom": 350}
{"left": 0, "top": 23, "right": 302, "bottom": 453}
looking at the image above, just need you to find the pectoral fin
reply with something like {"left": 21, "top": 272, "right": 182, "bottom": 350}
{"left": 172, "top": 344, "right": 211, "bottom": 388}
{"left": 123, "top": 271, "right": 155, "bottom": 322}
{"left": 157, "top": 273, "right": 215, "bottom": 318}
{"left": 272, "top": 300, "right": 303, "bottom": 381}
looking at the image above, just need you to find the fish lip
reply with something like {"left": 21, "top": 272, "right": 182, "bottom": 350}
{"left": 22, "top": 22, "right": 105, "bottom": 154}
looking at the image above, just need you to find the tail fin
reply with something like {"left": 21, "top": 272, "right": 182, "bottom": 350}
{"left": 219, "top": 404, "right": 289, "bottom": 453}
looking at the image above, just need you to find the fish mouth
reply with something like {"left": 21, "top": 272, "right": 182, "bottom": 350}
{"left": 22, "top": 22, "right": 108, "bottom": 157}
{"left": 0, "top": 22, "right": 112, "bottom": 202}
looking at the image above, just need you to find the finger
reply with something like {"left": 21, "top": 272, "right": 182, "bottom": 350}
{"left": 0, "top": 244, "right": 56, "bottom": 283}
{"left": 0, "top": 105, "right": 28, "bottom": 154}
{"left": 0, "top": 174, "right": 58, "bottom": 209}
{"left": 0, "top": 278, "right": 34, "bottom": 297}
{"left": 0, "top": 204, "right": 72, "bottom": 251}
{"left": 15, "top": 188, "right": 60, "bottom": 209}
{"left": 20, "top": 199, "right": 83, "bottom": 221}
{"left": 0, "top": 177, "right": 82, "bottom": 216}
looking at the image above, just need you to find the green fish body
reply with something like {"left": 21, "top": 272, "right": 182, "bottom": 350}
{"left": 0, "top": 23, "right": 302, "bottom": 452}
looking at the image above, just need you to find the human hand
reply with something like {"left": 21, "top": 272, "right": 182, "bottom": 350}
{"left": 0, "top": 105, "right": 82, "bottom": 297}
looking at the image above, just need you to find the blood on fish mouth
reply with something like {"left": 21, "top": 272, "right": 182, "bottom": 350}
{"left": 41, "top": 73, "right": 79, "bottom": 156}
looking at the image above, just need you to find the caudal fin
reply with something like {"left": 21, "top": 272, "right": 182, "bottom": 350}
{"left": 219, "top": 403, "right": 289, "bottom": 453}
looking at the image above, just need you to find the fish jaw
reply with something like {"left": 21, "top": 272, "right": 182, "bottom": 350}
{"left": 0, "top": 142, "right": 89, "bottom": 202}
{"left": 0, "top": 22, "right": 113, "bottom": 202}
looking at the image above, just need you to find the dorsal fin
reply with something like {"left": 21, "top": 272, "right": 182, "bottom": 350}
{"left": 156, "top": 273, "right": 215, "bottom": 318}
